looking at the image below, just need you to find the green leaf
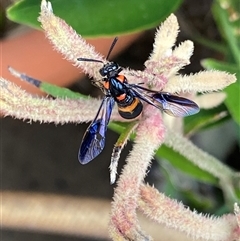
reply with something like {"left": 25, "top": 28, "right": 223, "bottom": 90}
{"left": 40, "top": 82, "right": 87, "bottom": 99}
{"left": 7, "top": 0, "right": 182, "bottom": 36}
{"left": 224, "top": 83, "right": 240, "bottom": 125}
{"left": 109, "top": 121, "right": 136, "bottom": 140}
{"left": 202, "top": 58, "right": 240, "bottom": 125}
{"left": 108, "top": 122, "right": 218, "bottom": 185}
{"left": 181, "top": 190, "right": 214, "bottom": 211}
{"left": 157, "top": 145, "right": 218, "bottom": 185}
{"left": 201, "top": 59, "right": 239, "bottom": 73}
{"left": 8, "top": 66, "right": 87, "bottom": 99}
{"left": 184, "top": 105, "right": 230, "bottom": 136}
{"left": 212, "top": 1, "right": 240, "bottom": 65}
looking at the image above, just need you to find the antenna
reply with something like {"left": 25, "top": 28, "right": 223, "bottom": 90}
{"left": 77, "top": 58, "right": 103, "bottom": 63}
{"left": 106, "top": 37, "right": 118, "bottom": 60}
{"left": 77, "top": 37, "right": 118, "bottom": 63}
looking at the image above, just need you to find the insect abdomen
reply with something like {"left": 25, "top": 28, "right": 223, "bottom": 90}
{"left": 117, "top": 97, "right": 143, "bottom": 119}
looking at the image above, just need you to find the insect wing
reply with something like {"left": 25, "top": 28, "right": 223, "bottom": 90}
{"left": 79, "top": 97, "right": 115, "bottom": 164}
{"left": 129, "top": 84, "right": 199, "bottom": 117}
{"left": 152, "top": 93, "right": 199, "bottom": 117}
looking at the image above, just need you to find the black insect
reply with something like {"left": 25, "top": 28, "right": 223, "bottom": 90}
{"left": 77, "top": 37, "right": 199, "bottom": 164}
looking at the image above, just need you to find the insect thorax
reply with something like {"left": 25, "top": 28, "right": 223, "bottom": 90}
{"left": 99, "top": 62, "right": 122, "bottom": 78}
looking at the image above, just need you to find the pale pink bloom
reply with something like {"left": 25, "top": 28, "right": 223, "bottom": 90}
{"left": 0, "top": 1, "right": 238, "bottom": 240}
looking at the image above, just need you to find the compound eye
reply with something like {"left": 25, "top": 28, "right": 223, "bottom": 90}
{"left": 99, "top": 68, "right": 106, "bottom": 76}
{"left": 113, "top": 62, "right": 119, "bottom": 70}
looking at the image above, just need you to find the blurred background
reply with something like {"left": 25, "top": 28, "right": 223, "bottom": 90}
{"left": 1, "top": 0, "right": 239, "bottom": 240}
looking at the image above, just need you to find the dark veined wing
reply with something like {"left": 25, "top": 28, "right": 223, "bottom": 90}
{"left": 129, "top": 84, "right": 199, "bottom": 117}
{"left": 79, "top": 96, "right": 115, "bottom": 164}
{"left": 151, "top": 92, "right": 199, "bottom": 117}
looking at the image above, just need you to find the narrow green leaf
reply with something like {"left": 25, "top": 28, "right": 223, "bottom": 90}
{"left": 114, "top": 121, "right": 138, "bottom": 145}
{"left": 157, "top": 145, "right": 219, "bottom": 185}
{"left": 201, "top": 59, "right": 239, "bottom": 73}
{"left": 181, "top": 190, "right": 214, "bottom": 211}
{"left": 224, "top": 83, "right": 240, "bottom": 125}
{"left": 212, "top": 2, "right": 240, "bottom": 65}
{"left": 184, "top": 105, "right": 230, "bottom": 136}
{"left": 7, "top": 0, "right": 182, "bottom": 36}
{"left": 191, "top": 35, "right": 227, "bottom": 55}
{"left": 8, "top": 66, "right": 87, "bottom": 99}
{"left": 109, "top": 121, "right": 218, "bottom": 185}
{"left": 202, "top": 58, "right": 240, "bottom": 125}
{"left": 108, "top": 121, "right": 129, "bottom": 134}
{"left": 40, "top": 82, "right": 87, "bottom": 99}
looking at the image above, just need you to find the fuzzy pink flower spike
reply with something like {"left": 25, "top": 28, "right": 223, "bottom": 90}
{"left": 0, "top": 0, "right": 238, "bottom": 240}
